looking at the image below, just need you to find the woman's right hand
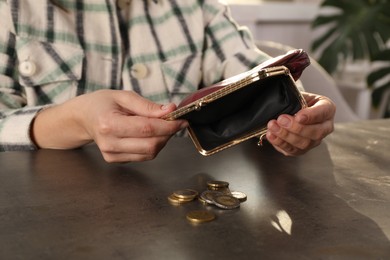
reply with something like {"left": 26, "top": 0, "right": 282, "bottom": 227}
{"left": 32, "top": 90, "right": 187, "bottom": 163}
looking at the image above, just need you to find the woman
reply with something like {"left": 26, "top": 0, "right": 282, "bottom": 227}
{"left": 0, "top": 0, "right": 335, "bottom": 162}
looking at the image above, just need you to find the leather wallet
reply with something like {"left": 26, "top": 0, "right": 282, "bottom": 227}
{"left": 163, "top": 49, "right": 310, "bottom": 156}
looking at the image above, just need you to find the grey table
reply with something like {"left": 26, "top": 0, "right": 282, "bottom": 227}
{"left": 1, "top": 119, "right": 389, "bottom": 259}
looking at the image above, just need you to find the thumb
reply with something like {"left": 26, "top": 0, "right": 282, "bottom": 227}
{"left": 116, "top": 91, "right": 177, "bottom": 118}
{"left": 296, "top": 95, "right": 335, "bottom": 124}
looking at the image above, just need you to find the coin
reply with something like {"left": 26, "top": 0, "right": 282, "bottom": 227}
{"left": 200, "top": 190, "right": 222, "bottom": 205}
{"left": 198, "top": 196, "right": 208, "bottom": 205}
{"left": 231, "top": 191, "right": 247, "bottom": 202}
{"left": 167, "top": 194, "right": 186, "bottom": 205}
{"left": 173, "top": 189, "right": 198, "bottom": 200}
{"left": 217, "top": 187, "right": 232, "bottom": 195}
{"left": 213, "top": 194, "right": 240, "bottom": 209}
{"left": 186, "top": 210, "right": 215, "bottom": 223}
{"left": 207, "top": 180, "right": 229, "bottom": 189}
{"left": 167, "top": 194, "right": 182, "bottom": 205}
{"left": 167, "top": 193, "right": 194, "bottom": 205}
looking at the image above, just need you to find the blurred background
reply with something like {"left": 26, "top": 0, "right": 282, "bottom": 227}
{"left": 227, "top": 0, "right": 390, "bottom": 121}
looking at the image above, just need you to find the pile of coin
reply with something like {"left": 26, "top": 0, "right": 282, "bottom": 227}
{"left": 167, "top": 180, "right": 247, "bottom": 224}
{"left": 167, "top": 189, "right": 199, "bottom": 205}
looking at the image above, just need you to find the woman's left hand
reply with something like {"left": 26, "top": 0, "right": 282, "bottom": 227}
{"left": 266, "top": 92, "right": 336, "bottom": 156}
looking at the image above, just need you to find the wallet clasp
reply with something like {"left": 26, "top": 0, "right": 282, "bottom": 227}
{"left": 258, "top": 66, "right": 289, "bottom": 79}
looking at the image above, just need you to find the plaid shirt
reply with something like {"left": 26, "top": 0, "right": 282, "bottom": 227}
{"left": 0, "top": 0, "right": 269, "bottom": 151}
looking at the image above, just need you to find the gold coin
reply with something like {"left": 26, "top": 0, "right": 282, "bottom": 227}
{"left": 173, "top": 189, "right": 198, "bottom": 200}
{"left": 231, "top": 191, "right": 247, "bottom": 202}
{"left": 186, "top": 210, "right": 215, "bottom": 223}
{"left": 207, "top": 180, "right": 229, "bottom": 189}
{"left": 213, "top": 195, "right": 240, "bottom": 209}
{"left": 198, "top": 196, "right": 208, "bottom": 205}
{"left": 208, "top": 186, "right": 231, "bottom": 194}
{"left": 217, "top": 187, "right": 232, "bottom": 195}
{"left": 167, "top": 194, "right": 182, "bottom": 204}
{"left": 167, "top": 194, "right": 192, "bottom": 205}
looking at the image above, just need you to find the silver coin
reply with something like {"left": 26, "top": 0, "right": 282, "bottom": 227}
{"left": 200, "top": 190, "right": 222, "bottom": 205}
{"left": 230, "top": 191, "right": 247, "bottom": 202}
{"left": 213, "top": 194, "right": 240, "bottom": 210}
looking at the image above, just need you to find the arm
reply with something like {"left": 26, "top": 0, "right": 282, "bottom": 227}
{"left": 0, "top": 1, "right": 41, "bottom": 151}
{"left": 201, "top": 0, "right": 270, "bottom": 86}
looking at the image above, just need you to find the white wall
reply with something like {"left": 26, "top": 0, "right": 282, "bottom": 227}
{"left": 228, "top": 2, "right": 320, "bottom": 54}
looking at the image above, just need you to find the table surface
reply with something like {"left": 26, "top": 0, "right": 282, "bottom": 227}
{"left": 1, "top": 119, "right": 389, "bottom": 259}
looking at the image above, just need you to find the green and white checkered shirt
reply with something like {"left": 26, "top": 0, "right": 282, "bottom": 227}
{"left": 0, "top": 0, "right": 269, "bottom": 151}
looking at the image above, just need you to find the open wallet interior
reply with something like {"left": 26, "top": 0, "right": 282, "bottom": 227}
{"left": 163, "top": 49, "right": 310, "bottom": 156}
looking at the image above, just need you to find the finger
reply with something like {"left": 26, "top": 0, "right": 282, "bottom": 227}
{"left": 98, "top": 136, "right": 172, "bottom": 163}
{"left": 274, "top": 115, "right": 333, "bottom": 142}
{"left": 98, "top": 135, "right": 170, "bottom": 155}
{"left": 102, "top": 152, "right": 157, "bottom": 163}
{"left": 114, "top": 91, "right": 177, "bottom": 118}
{"left": 96, "top": 114, "right": 188, "bottom": 139}
{"left": 267, "top": 120, "right": 323, "bottom": 151}
{"left": 120, "top": 116, "right": 187, "bottom": 138}
{"left": 296, "top": 93, "right": 336, "bottom": 125}
{"left": 266, "top": 132, "right": 306, "bottom": 156}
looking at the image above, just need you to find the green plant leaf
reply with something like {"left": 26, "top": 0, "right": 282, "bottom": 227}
{"left": 364, "top": 33, "right": 382, "bottom": 58}
{"left": 317, "top": 43, "right": 342, "bottom": 74}
{"left": 372, "top": 82, "right": 390, "bottom": 108}
{"left": 320, "top": 0, "right": 352, "bottom": 9}
{"left": 371, "top": 49, "right": 390, "bottom": 61}
{"left": 367, "top": 47, "right": 390, "bottom": 108}
{"left": 311, "top": 25, "right": 339, "bottom": 51}
{"left": 367, "top": 67, "right": 390, "bottom": 87}
{"left": 311, "top": 0, "right": 390, "bottom": 74}
{"left": 312, "top": 15, "right": 341, "bottom": 28}
{"left": 351, "top": 32, "right": 366, "bottom": 60}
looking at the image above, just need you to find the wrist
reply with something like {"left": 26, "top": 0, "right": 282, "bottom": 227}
{"left": 31, "top": 98, "right": 92, "bottom": 149}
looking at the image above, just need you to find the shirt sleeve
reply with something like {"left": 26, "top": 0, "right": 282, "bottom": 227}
{"left": 201, "top": 0, "right": 271, "bottom": 86}
{"left": 0, "top": 1, "right": 41, "bottom": 151}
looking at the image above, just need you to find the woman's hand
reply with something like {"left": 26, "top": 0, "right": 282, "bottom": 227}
{"left": 266, "top": 92, "right": 336, "bottom": 156}
{"left": 32, "top": 90, "right": 187, "bottom": 163}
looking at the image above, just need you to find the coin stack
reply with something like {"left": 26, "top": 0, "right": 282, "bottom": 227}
{"left": 167, "top": 189, "right": 199, "bottom": 205}
{"left": 167, "top": 180, "right": 247, "bottom": 224}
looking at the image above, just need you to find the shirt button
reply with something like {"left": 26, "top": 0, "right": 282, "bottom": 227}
{"left": 19, "top": 60, "right": 37, "bottom": 77}
{"left": 117, "top": 0, "right": 131, "bottom": 9}
{"left": 131, "top": 63, "right": 149, "bottom": 79}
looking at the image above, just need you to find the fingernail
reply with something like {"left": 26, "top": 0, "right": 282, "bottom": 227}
{"left": 180, "top": 121, "right": 189, "bottom": 130}
{"left": 268, "top": 122, "right": 280, "bottom": 132}
{"left": 297, "top": 114, "right": 308, "bottom": 124}
{"left": 278, "top": 116, "right": 291, "bottom": 128}
{"left": 266, "top": 132, "right": 276, "bottom": 141}
{"left": 161, "top": 104, "right": 170, "bottom": 110}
